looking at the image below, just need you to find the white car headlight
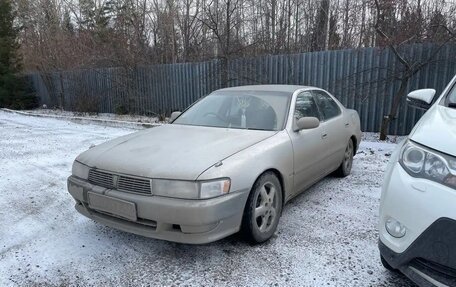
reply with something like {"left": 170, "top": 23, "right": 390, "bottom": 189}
{"left": 152, "top": 178, "right": 231, "bottom": 199}
{"left": 72, "top": 161, "right": 90, "bottom": 179}
{"left": 200, "top": 179, "right": 231, "bottom": 199}
{"left": 400, "top": 141, "right": 456, "bottom": 189}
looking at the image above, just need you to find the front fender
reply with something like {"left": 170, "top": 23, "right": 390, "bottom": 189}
{"left": 197, "top": 130, "right": 294, "bottom": 202}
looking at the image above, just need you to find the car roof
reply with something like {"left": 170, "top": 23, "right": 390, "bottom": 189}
{"left": 216, "top": 85, "right": 314, "bottom": 94}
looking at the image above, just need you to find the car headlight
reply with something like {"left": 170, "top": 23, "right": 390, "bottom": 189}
{"left": 152, "top": 179, "right": 199, "bottom": 199}
{"left": 152, "top": 178, "right": 231, "bottom": 199}
{"left": 72, "top": 161, "right": 90, "bottom": 179}
{"left": 400, "top": 141, "right": 456, "bottom": 189}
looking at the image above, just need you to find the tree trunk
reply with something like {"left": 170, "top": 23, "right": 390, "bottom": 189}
{"left": 271, "top": 0, "right": 276, "bottom": 53}
{"left": 342, "top": 0, "right": 350, "bottom": 47}
{"left": 358, "top": 1, "right": 366, "bottom": 48}
{"left": 294, "top": 1, "right": 299, "bottom": 51}
{"left": 324, "top": 3, "right": 330, "bottom": 50}
{"left": 222, "top": 0, "right": 231, "bottom": 88}
{"left": 59, "top": 72, "right": 65, "bottom": 110}
{"left": 379, "top": 77, "right": 409, "bottom": 140}
{"left": 220, "top": 57, "right": 229, "bottom": 88}
{"left": 286, "top": 0, "right": 291, "bottom": 52}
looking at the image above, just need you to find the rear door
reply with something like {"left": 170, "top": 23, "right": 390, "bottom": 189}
{"left": 288, "top": 91, "right": 327, "bottom": 194}
{"left": 312, "top": 90, "right": 347, "bottom": 172}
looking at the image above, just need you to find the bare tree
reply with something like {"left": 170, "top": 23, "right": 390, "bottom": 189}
{"left": 198, "top": 0, "right": 242, "bottom": 87}
{"left": 176, "top": 0, "right": 201, "bottom": 61}
{"left": 374, "top": 0, "right": 455, "bottom": 140}
{"left": 13, "top": 0, "right": 456, "bottom": 71}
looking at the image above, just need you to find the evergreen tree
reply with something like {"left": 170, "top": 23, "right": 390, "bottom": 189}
{"left": 79, "top": 0, "right": 96, "bottom": 30}
{"left": 328, "top": 15, "right": 340, "bottom": 50}
{"left": 310, "top": 0, "right": 330, "bottom": 51}
{"left": 0, "top": 0, "right": 36, "bottom": 109}
{"left": 427, "top": 10, "right": 447, "bottom": 43}
{"left": 0, "top": 0, "right": 20, "bottom": 107}
{"left": 375, "top": 0, "right": 398, "bottom": 47}
{"left": 79, "top": 0, "right": 114, "bottom": 41}
{"left": 79, "top": 0, "right": 114, "bottom": 31}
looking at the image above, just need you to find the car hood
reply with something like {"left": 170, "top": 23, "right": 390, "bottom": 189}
{"left": 410, "top": 105, "right": 456, "bottom": 156}
{"left": 76, "top": 124, "right": 277, "bottom": 180}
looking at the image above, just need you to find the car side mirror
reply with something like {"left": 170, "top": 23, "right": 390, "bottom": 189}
{"left": 170, "top": 111, "right": 182, "bottom": 122}
{"left": 295, "top": 117, "right": 320, "bottom": 131}
{"left": 406, "top": 89, "right": 436, "bottom": 110}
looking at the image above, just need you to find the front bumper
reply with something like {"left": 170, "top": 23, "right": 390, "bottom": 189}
{"left": 67, "top": 176, "right": 249, "bottom": 244}
{"left": 379, "top": 162, "right": 456, "bottom": 286}
{"left": 379, "top": 218, "right": 456, "bottom": 287}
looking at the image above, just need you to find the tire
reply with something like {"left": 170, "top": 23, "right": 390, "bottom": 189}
{"left": 334, "top": 138, "right": 354, "bottom": 177}
{"left": 381, "top": 255, "right": 396, "bottom": 272}
{"left": 242, "top": 172, "right": 283, "bottom": 244}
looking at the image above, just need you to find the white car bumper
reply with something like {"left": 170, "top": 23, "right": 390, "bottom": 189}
{"left": 379, "top": 161, "right": 456, "bottom": 286}
{"left": 380, "top": 162, "right": 456, "bottom": 253}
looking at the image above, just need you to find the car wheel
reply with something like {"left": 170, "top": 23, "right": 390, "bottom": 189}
{"left": 242, "top": 172, "right": 283, "bottom": 244}
{"left": 335, "top": 138, "right": 354, "bottom": 177}
{"left": 381, "top": 255, "right": 396, "bottom": 272}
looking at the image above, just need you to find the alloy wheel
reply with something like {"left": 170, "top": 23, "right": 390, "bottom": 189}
{"left": 254, "top": 182, "right": 278, "bottom": 233}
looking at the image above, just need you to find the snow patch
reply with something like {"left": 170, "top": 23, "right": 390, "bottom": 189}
{"left": 0, "top": 111, "right": 413, "bottom": 286}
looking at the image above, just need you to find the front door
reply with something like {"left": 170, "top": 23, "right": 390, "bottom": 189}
{"left": 288, "top": 91, "right": 327, "bottom": 195}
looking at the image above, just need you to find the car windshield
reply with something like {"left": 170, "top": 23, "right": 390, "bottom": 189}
{"left": 173, "top": 91, "right": 291, "bottom": 131}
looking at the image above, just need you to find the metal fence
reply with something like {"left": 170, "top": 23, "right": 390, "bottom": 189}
{"left": 26, "top": 43, "right": 456, "bottom": 135}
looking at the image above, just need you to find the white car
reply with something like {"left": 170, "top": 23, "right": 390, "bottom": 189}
{"left": 379, "top": 77, "right": 456, "bottom": 286}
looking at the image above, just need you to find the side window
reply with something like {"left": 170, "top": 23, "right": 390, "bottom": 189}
{"left": 313, "top": 90, "right": 341, "bottom": 120}
{"left": 294, "top": 92, "right": 320, "bottom": 120}
{"left": 445, "top": 83, "right": 456, "bottom": 106}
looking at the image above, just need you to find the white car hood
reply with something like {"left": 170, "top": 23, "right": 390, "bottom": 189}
{"left": 76, "top": 124, "right": 277, "bottom": 180}
{"left": 409, "top": 105, "right": 456, "bottom": 156}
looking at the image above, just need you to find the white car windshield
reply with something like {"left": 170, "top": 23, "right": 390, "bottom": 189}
{"left": 173, "top": 91, "right": 291, "bottom": 131}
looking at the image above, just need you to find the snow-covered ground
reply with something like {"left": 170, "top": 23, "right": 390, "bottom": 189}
{"left": 21, "top": 108, "right": 163, "bottom": 124}
{"left": 0, "top": 110, "right": 414, "bottom": 287}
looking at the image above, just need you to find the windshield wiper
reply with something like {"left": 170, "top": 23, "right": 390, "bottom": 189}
{"left": 448, "top": 102, "right": 456, "bottom": 108}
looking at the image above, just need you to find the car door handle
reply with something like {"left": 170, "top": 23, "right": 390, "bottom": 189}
{"left": 345, "top": 123, "right": 349, "bottom": 127}
{"left": 321, "top": 133, "right": 328, "bottom": 139}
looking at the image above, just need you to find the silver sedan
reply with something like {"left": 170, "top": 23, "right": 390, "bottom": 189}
{"left": 67, "top": 85, "right": 361, "bottom": 244}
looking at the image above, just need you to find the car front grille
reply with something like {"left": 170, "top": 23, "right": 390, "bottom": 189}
{"left": 88, "top": 169, "right": 114, "bottom": 189}
{"left": 88, "top": 169, "right": 151, "bottom": 195}
{"left": 409, "top": 258, "right": 456, "bottom": 287}
{"left": 412, "top": 258, "right": 456, "bottom": 279}
{"left": 118, "top": 176, "right": 152, "bottom": 194}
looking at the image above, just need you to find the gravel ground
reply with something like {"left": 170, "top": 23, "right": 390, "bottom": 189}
{"left": 0, "top": 111, "right": 415, "bottom": 287}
